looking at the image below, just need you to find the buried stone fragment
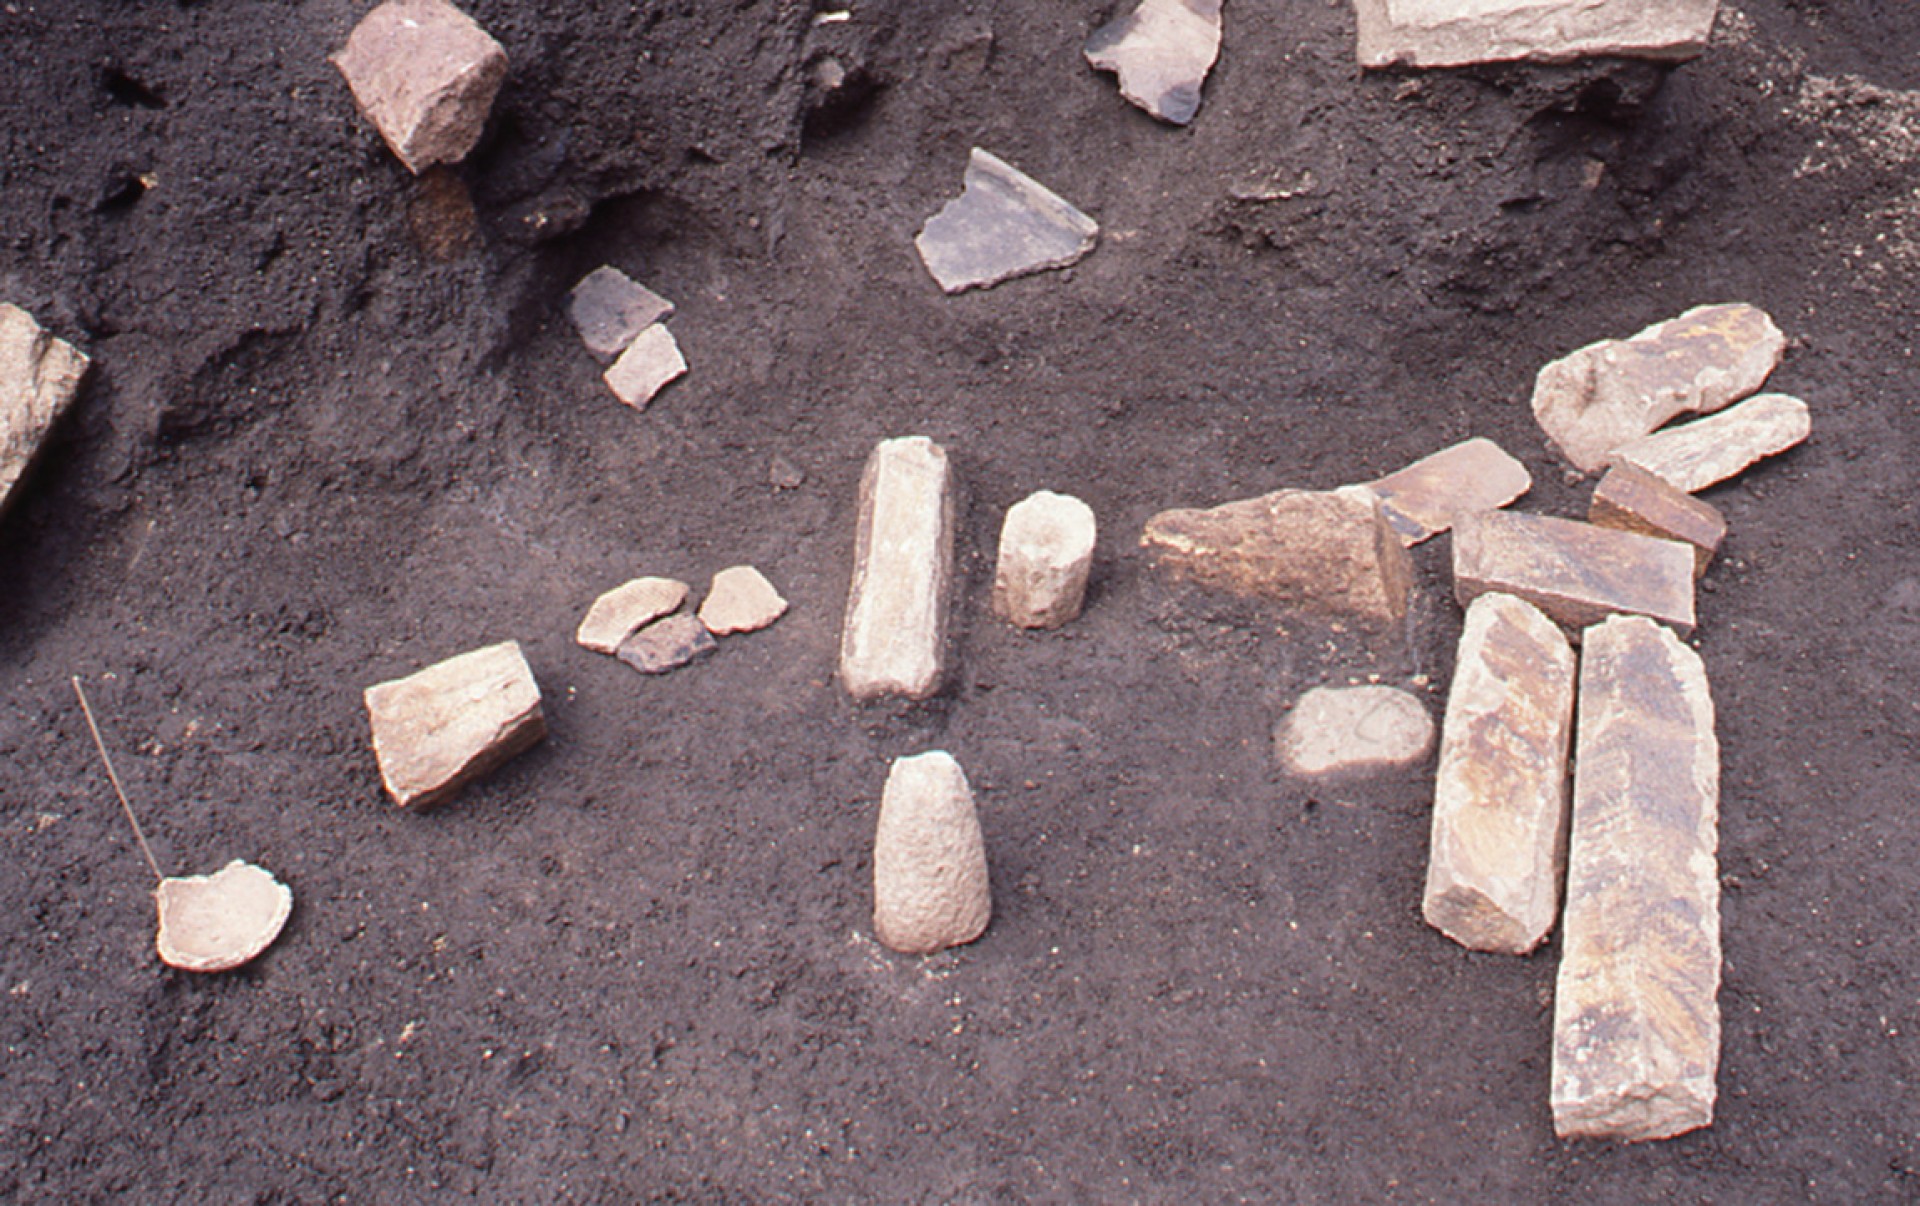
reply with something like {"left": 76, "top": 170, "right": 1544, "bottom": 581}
{"left": 1, "top": 303, "right": 89, "bottom": 517}
{"left": 915, "top": 149, "right": 1099, "bottom": 294}
{"left": 1363, "top": 436, "right": 1532, "bottom": 546}
{"left": 1084, "top": 0, "right": 1223, "bottom": 125}
{"left": 1452, "top": 509, "right": 1695, "bottom": 638}
{"left": 840, "top": 436, "right": 954, "bottom": 701}
{"left": 1351, "top": 0, "right": 1719, "bottom": 69}
{"left": 617, "top": 612, "right": 717, "bottom": 674}
{"left": 576, "top": 576, "right": 689, "bottom": 654}
{"left": 156, "top": 860, "right": 294, "bottom": 973}
{"left": 364, "top": 641, "right": 546, "bottom": 809}
{"left": 992, "top": 490, "right": 1097, "bottom": 629}
{"left": 331, "top": 0, "right": 509, "bottom": 174}
{"left": 1610, "top": 392, "right": 1812, "bottom": 495}
{"left": 568, "top": 267, "right": 674, "bottom": 362}
{"left": 1275, "top": 685, "right": 1435, "bottom": 778}
{"left": 873, "top": 751, "right": 991, "bottom": 956}
{"left": 603, "top": 324, "right": 686, "bottom": 410}
{"left": 698, "top": 566, "right": 788, "bottom": 636}
{"left": 1588, "top": 462, "right": 1726, "bottom": 578}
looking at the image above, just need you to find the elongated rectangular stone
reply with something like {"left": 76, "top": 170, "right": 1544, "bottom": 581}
{"left": 1589, "top": 462, "right": 1725, "bottom": 578}
{"left": 1452, "top": 509, "right": 1695, "bottom": 638}
{"left": 1611, "top": 392, "right": 1811, "bottom": 494}
{"left": 1365, "top": 436, "right": 1532, "bottom": 546}
{"left": 840, "top": 436, "right": 954, "bottom": 700}
{"left": 1553, "top": 614, "right": 1720, "bottom": 1141}
{"left": 1354, "top": 0, "right": 1719, "bottom": 69}
{"left": 1424, "top": 592, "right": 1575, "bottom": 955}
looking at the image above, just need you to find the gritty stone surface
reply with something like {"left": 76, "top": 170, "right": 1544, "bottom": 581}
{"left": 840, "top": 436, "right": 954, "bottom": 700}
{"left": 1611, "top": 392, "right": 1812, "bottom": 494}
{"left": 1453, "top": 509, "right": 1696, "bottom": 637}
{"left": 616, "top": 613, "right": 717, "bottom": 674}
{"left": 1423, "top": 593, "right": 1576, "bottom": 955}
{"left": 331, "top": 0, "right": 508, "bottom": 174}
{"left": 1275, "top": 685, "right": 1435, "bottom": 778}
{"left": 155, "top": 860, "right": 294, "bottom": 973}
{"left": 1084, "top": 0, "right": 1223, "bottom": 125}
{"left": 992, "top": 490, "right": 1097, "bottom": 629}
{"left": 1553, "top": 614, "right": 1720, "bottom": 1142}
{"left": 568, "top": 267, "right": 674, "bottom": 362}
{"left": 1364, "top": 436, "right": 1532, "bottom": 546}
{"left": 1589, "top": 462, "right": 1726, "bottom": 578}
{"left": 0, "top": 303, "right": 89, "bottom": 517}
{"left": 603, "top": 324, "right": 686, "bottom": 409}
{"left": 576, "top": 577, "right": 689, "bottom": 654}
{"left": 698, "top": 565, "right": 788, "bottom": 635}
{"left": 872, "top": 751, "right": 991, "bottom": 955}
{"left": 1141, "top": 487, "right": 1414, "bottom": 629}
{"left": 364, "top": 641, "right": 546, "bottom": 809}
{"left": 1353, "top": 0, "right": 1719, "bottom": 68}
{"left": 1531, "top": 304, "right": 1785, "bottom": 473}
{"left": 915, "top": 149, "right": 1099, "bottom": 294}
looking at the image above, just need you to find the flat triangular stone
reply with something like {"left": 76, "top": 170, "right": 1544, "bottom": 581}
{"left": 915, "top": 149, "right": 1098, "bottom": 294}
{"left": 1363, "top": 437, "right": 1532, "bottom": 546}
{"left": 1084, "top": 0, "right": 1223, "bottom": 125}
{"left": 568, "top": 267, "right": 674, "bottom": 362}
{"left": 155, "top": 860, "right": 294, "bottom": 973}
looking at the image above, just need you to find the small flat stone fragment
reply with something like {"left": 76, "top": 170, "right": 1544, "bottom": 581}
{"left": 616, "top": 613, "right": 717, "bottom": 674}
{"left": 698, "top": 565, "right": 788, "bottom": 636}
{"left": 1424, "top": 593, "right": 1576, "bottom": 954}
{"left": 576, "top": 576, "right": 689, "bottom": 654}
{"left": 1532, "top": 304, "right": 1785, "bottom": 473}
{"left": 1084, "top": 0, "right": 1223, "bottom": 125}
{"left": 155, "top": 860, "right": 294, "bottom": 973}
{"left": 568, "top": 267, "right": 674, "bottom": 362}
{"left": 331, "top": 0, "right": 508, "bottom": 174}
{"left": 1141, "top": 487, "right": 1414, "bottom": 629}
{"left": 1353, "top": 0, "right": 1719, "bottom": 69}
{"left": 1453, "top": 509, "right": 1695, "bottom": 637}
{"left": 0, "top": 303, "right": 89, "bottom": 517}
{"left": 1364, "top": 437, "right": 1532, "bottom": 546}
{"left": 1275, "top": 685, "right": 1434, "bottom": 777}
{"left": 364, "top": 641, "right": 546, "bottom": 809}
{"left": 1589, "top": 462, "right": 1726, "bottom": 578}
{"left": 1610, "top": 392, "right": 1811, "bottom": 494}
{"left": 992, "top": 490, "right": 1097, "bottom": 629}
{"left": 840, "top": 436, "right": 954, "bottom": 701}
{"left": 603, "top": 324, "right": 686, "bottom": 410}
{"left": 1553, "top": 614, "right": 1720, "bottom": 1142}
{"left": 873, "top": 751, "right": 991, "bottom": 955}
{"left": 915, "top": 149, "right": 1099, "bottom": 294}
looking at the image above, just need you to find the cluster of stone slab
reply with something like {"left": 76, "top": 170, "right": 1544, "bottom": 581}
{"left": 568, "top": 267, "right": 687, "bottom": 410}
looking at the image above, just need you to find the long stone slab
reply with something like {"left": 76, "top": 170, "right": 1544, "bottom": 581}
{"left": 1, "top": 303, "right": 89, "bottom": 516}
{"left": 1353, "top": 0, "right": 1720, "bottom": 69}
{"left": 1364, "top": 436, "right": 1532, "bottom": 546}
{"left": 915, "top": 149, "right": 1098, "bottom": 294}
{"left": 1452, "top": 509, "right": 1695, "bottom": 637}
{"left": 1423, "top": 592, "right": 1575, "bottom": 955}
{"left": 1552, "top": 614, "right": 1720, "bottom": 1142}
{"left": 840, "top": 436, "right": 954, "bottom": 700}
{"left": 1611, "top": 392, "right": 1811, "bottom": 494}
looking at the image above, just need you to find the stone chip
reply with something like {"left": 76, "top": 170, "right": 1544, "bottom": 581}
{"left": 1084, "top": 0, "right": 1223, "bottom": 126}
{"left": 698, "top": 566, "right": 788, "bottom": 636}
{"left": 576, "top": 577, "right": 689, "bottom": 654}
{"left": 568, "top": 267, "right": 674, "bottom": 362}
{"left": 915, "top": 149, "right": 1098, "bottom": 294}
{"left": 155, "top": 860, "right": 294, "bottom": 973}
{"left": 617, "top": 613, "right": 717, "bottom": 674}
{"left": 603, "top": 324, "right": 686, "bottom": 410}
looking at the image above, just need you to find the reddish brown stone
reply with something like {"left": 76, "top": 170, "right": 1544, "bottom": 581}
{"left": 332, "top": 0, "right": 508, "bottom": 174}
{"left": 1365, "top": 436, "right": 1532, "bottom": 546}
{"left": 1452, "top": 510, "right": 1695, "bottom": 637}
{"left": 1589, "top": 462, "right": 1726, "bottom": 578}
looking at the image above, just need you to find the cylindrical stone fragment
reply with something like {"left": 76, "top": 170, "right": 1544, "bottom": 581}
{"left": 1423, "top": 593, "right": 1576, "bottom": 955}
{"left": 992, "top": 490, "right": 1097, "bottom": 629}
{"left": 872, "top": 751, "right": 991, "bottom": 955}
{"left": 839, "top": 436, "right": 954, "bottom": 700}
{"left": 1552, "top": 614, "right": 1720, "bottom": 1142}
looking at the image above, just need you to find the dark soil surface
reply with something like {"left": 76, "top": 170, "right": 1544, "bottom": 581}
{"left": 4, "top": 1, "right": 1919, "bottom": 1199}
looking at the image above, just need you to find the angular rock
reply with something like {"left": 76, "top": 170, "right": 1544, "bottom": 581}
{"left": 698, "top": 565, "right": 788, "bottom": 636}
{"left": 0, "top": 303, "right": 89, "bottom": 517}
{"left": 1364, "top": 436, "right": 1532, "bottom": 546}
{"left": 603, "top": 324, "right": 686, "bottom": 410}
{"left": 840, "top": 436, "right": 954, "bottom": 701}
{"left": 1084, "top": 0, "right": 1223, "bottom": 126}
{"left": 1610, "top": 392, "right": 1812, "bottom": 494}
{"left": 1589, "top": 462, "right": 1726, "bottom": 578}
{"left": 1140, "top": 487, "right": 1414, "bottom": 629}
{"left": 1532, "top": 304, "right": 1785, "bottom": 473}
{"left": 576, "top": 576, "right": 689, "bottom": 654}
{"left": 1275, "top": 685, "right": 1434, "bottom": 777}
{"left": 155, "top": 860, "right": 294, "bottom": 973}
{"left": 568, "top": 267, "right": 674, "bottom": 362}
{"left": 915, "top": 149, "right": 1099, "bottom": 294}
{"left": 873, "top": 751, "right": 991, "bottom": 955}
{"left": 364, "top": 641, "right": 546, "bottom": 809}
{"left": 1553, "top": 614, "right": 1720, "bottom": 1142}
{"left": 992, "top": 490, "right": 1097, "bottom": 629}
{"left": 1453, "top": 509, "right": 1695, "bottom": 637}
{"left": 331, "top": 0, "right": 508, "bottom": 174}
{"left": 1423, "top": 593, "right": 1576, "bottom": 955}
{"left": 1353, "top": 0, "right": 1719, "bottom": 69}
{"left": 616, "top": 613, "right": 717, "bottom": 674}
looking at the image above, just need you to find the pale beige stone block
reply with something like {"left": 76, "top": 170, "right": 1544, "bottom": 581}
{"left": 839, "top": 436, "right": 954, "bottom": 701}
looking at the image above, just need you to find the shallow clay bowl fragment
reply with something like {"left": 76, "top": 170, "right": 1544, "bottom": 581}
{"left": 154, "top": 860, "right": 293, "bottom": 972}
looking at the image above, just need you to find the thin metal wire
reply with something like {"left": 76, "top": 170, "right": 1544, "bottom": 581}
{"left": 70, "top": 676, "right": 165, "bottom": 884}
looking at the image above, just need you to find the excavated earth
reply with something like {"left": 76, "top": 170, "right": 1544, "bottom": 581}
{"left": 3, "top": 1, "right": 1919, "bottom": 1199}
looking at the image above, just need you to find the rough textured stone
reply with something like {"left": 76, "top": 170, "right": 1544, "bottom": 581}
{"left": 155, "top": 860, "right": 294, "bottom": 973}
{"left": 1532, "top": 304, "right": 1785, "bottom": 473}
{"left": 992, "top": 490, "right": 1097, "bottom": 629}
{"left": 1553, "top": 614, "right": 1720, "bottom": 1142}
{"left": 568, "top": 267, "right": 674, "bottom": 362}
{"left": 576, "top": 577, "right": 689, "bottom": 654}
{"left": 915, "top": 149, "right": 1098, "bottom": 294}
{"left": 872, "top": 751, "right": 991, "bottom": 955}
{"left": 1084, "top": 0, "right": 1222, "bottom": 125}
{"left": 603, "top": 324, "right": 686, "bottom": 410}
{"left": 840, "top": 436, "right": 954, "bottom": 701}
{"left": 1589, "top": 462, "right": 1726, "bottom": 578}
{"left": 1275, "top": 685, "right": 1435, "bottom": 777}
{"left": 616, "top": 613, "right": 717, "bottom": 674}
{"left": 1423, "top": 593, "right": 1575, "bottom": 955}
{"left": 364, "top": 641, "right": 545, "bottom": 809}
{"left": 1453, "top": 509, "right": 1696, "bottom": 637}
{"left": 1141, "top": 487, "right": 1414, "bottom": 629}
{"left": 1353, "top": 0, "right": 1719, "bottom": 69}
{"left": 1364, "top": 436, "right": 1532, "bottom": 546}
{"left": 1611, "top": 392, "right": 1812, "bottom": 494}
{"left": 698, "top": 565, "right": 788, "bottom": 635}
{"left": 331, "top": 0, "right": 508, "bottom": 174}
{"left": 1, "top": 304, "right": 88, "bottom": 517}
